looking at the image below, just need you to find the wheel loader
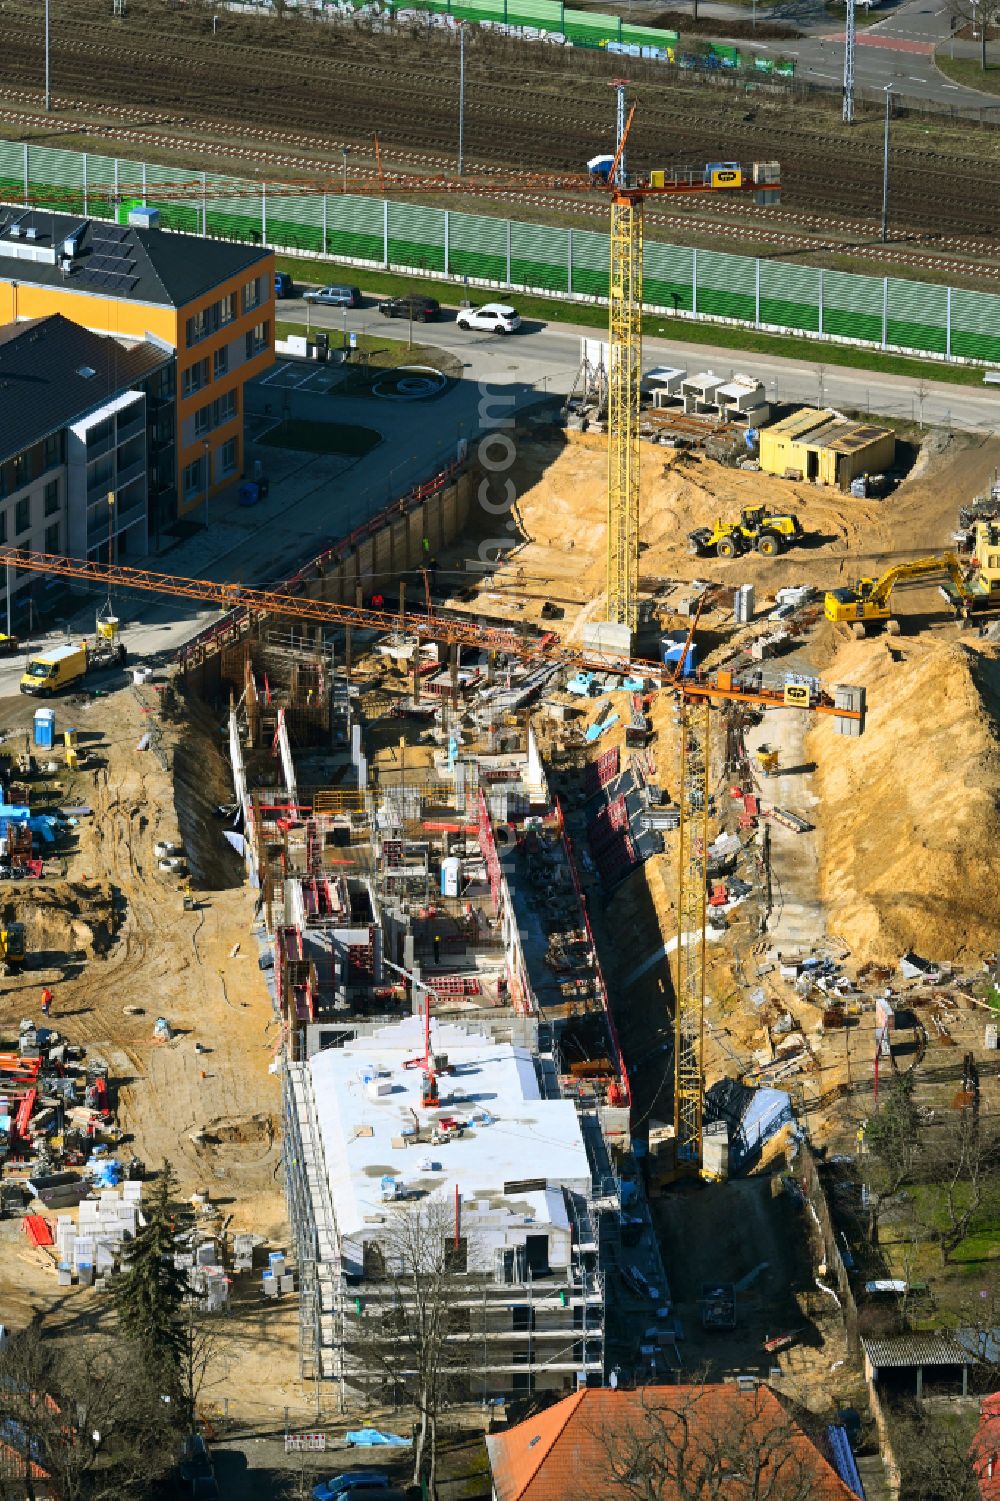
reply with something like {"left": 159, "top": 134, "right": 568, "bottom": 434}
{"left": 688, "top": 505, "right": 803, "bottom": 560}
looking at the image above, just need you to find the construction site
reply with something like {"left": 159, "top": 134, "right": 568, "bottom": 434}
{"left": 0, "top": 103, "right": 999, "bottom": 1501}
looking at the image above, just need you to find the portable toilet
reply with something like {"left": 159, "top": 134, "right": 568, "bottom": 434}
{"left": 661, "top": 631, "right": 698, "bottom": 678}
{"left": 33, "top": 708, "right": 55, "bottom": 749}
{"left": 440, "top": 856, "right": 460, "bottom": 898}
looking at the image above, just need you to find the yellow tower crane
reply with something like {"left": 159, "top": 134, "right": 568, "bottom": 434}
{"left": 602, "top": 84, "right": 780, "bottom": 629}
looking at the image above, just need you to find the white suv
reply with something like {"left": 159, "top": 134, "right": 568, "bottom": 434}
{"left": 457, "top": 303, "right": 522, "bottom": 334}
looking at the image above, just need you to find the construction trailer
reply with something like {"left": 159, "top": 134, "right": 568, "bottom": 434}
{"left": 758, "top": 408, "right": 895, "bottom": 488}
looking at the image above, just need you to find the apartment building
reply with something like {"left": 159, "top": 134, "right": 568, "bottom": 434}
{"left": 0, "top": 314, "right": 173, "bottom": 620}
{"left": 0, "top": 205, "right": 274, "bottom": 539}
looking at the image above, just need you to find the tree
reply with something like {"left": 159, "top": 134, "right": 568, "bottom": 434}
{"left": 593, "top": 1383, "right": 819, "bottom": 1501}
{"left": 0, "top": 1323, "right": 176, "bottom": 1501}
{"left": 893, "top": 1402, "right": 980, "bottom": 1501}
{"left": 862, "top": 1071, "right": 921, "bottom": 1246}
{"left": 347, "top": 1194, "right": 475, "bottom": 1497}
{"left": 917, "top": 1109, "right": 1000, "bottom": 1265}
{"left": 948, "top": 0, "right": 1000, "bottom": 70}
{"left": 113, "top": 1162, "right": 189, "bottom": 1379}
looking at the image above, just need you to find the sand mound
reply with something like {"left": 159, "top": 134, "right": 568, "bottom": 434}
{"left": 810, "top": 636, "right": 1000, "bottom": 965}
{"left": 494, "top": 431, "right": 890, "bottom": 632}
{"left": 3, "top": 880, "right": 120, "bottom": 959}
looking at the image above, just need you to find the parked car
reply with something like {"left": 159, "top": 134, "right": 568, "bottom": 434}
{"left": 274, "top": 270, "right": 295, "bottom": 299}
{"left": 456, "top": 302, "right": 521, "bottom": 334}
{"left": 377, "top": 293, "right": 441, "bottom": 323}
{"left": 312, "top": 1473, "right": 391, "bottom": 1501}
{"left": 303, "top": 283, "right": 362, "bottom": 307}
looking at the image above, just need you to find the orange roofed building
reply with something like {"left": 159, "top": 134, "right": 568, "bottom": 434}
{"left": 485, "top": 1385, "right": 859, "bottom": 1501}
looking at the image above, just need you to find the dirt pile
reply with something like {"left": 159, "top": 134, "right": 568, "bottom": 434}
{"left": 810, "top": 636, "right": 1000, "bottom": 964}
{"left": 480, "top": 430, "right": 891, "bottom": 635}
{"left": 4, "top": 880, "right": 120, "bottom": 959}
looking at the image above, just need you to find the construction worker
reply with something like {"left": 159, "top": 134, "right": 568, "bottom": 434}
{"left": 40, "top": 986, "right": 53, "bottom": 1017}
{"left": 433, "top": 933, "right": 441, "bottom": 965}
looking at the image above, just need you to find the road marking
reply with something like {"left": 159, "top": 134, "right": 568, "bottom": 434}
{"left": 942, "top": 82, "right": 960, "bottom": 88}
{"left": 909, "top": 73, "right": 926, "bottom": 79}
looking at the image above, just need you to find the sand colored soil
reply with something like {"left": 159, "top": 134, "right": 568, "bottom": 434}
{"left": 472, "top": 428, "right": 892, "bottom": 634}
{"left": 810, "top": 635, "right": 1000, "bottom": 965}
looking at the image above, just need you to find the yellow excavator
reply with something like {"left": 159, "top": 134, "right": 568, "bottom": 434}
{"left": 824, "top": 552, "right": 973, "bottom": 636}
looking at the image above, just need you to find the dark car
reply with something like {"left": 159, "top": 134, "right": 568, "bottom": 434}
{"left": 275, "top": 271, "right": 295, "bottom": 299}
{"left": 377, "top": 293, "right": 440, "bottom": 323}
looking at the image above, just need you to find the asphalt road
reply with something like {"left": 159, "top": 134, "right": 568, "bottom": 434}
{"left": 282, "top": 292, "right": 1000, "bottom": 433}
{"left": 8, "top": 283, "right": 994, "bottom": 682}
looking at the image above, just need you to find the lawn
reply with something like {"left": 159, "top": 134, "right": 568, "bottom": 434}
{"left": 880, "top": 1182, "right": 1000, "bottom": 1324}
{"left": 275, "top": 255, "right": 992, "bottom": 390}
{"left": 934, "top": 52, "right": 1000, "bottom": 95}
{"left": 258, "top": 418, "right": 381, "bottom": 456}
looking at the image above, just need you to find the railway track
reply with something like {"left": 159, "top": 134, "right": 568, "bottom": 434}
{"left": 1, "top": 5, "right": 998, "bottom": 268}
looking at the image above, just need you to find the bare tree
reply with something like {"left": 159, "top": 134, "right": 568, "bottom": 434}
{"left": 0, "top": 1324, "right": 176, "bottom": 1501}
{"left": 893, "top": 1402, "right": 981, "bottom": 1501}
{"left": 862, "top": 1071, "right": 921, "bottom": 1247}
{"left": 593, "top": 1383, "right": 821, "bottom": 1501}
{"left": 948, "top": 0, "right": 1000, "bottom": 69}
{"left": 347, "top": 1193, "right": 475, "bottom": 1497}
{"left": 917, "top": 1109, "right": 1000, "bottom": 1265}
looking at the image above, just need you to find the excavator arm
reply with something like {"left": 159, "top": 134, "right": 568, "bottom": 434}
{"left": 870, "top": 551, "right": 968, "bottom": 608}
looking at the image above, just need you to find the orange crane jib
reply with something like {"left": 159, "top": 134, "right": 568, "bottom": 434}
{"left": 0, "top": 548, "right": 858, "bottom": 723}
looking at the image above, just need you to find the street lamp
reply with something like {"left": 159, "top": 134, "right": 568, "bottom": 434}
{"left": 458, "top": 24, "right": 466, "bottom": 177}
{"left": 881, "top": 84, "right": 893, "bottom": 244}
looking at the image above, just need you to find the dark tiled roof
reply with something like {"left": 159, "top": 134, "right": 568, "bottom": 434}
{"left": 0, "top": 207, "right": 270, "bottom": 309}
{"left": 862, "top": 1333, "right": 977, "bottom": 1368}
{"left": 0, "top": 314, "right": 169, "bottom": 459}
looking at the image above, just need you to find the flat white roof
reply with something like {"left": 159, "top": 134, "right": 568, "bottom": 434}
{"left": 309, "top": 1017, "right": 591, "bottom": 1242}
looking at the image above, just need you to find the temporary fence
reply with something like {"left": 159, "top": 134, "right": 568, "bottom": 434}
{"left": 3, "top": 140, "right": 1000, "bottom": 365}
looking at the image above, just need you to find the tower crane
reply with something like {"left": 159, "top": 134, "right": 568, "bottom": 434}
{"left": 602, "top": 84, "right": 780, "bottom": 631}
{"left": 13, "top": 123, "right": 779, "bottom": 631}
{"left": 0, "top": 547, "right": 862, "bottom": 1171}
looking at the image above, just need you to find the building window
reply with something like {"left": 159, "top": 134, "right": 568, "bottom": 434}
{"left": 0, "top": 512, "right": 7, "bottom": 545}
{"left": 182, "top": 359, "right": 209, "bottom": 398}
{"left": 14, "top": 497, "right": 30, "bottom": 537}
{"left": 511, "top": 1305, "right": 535, "bottom": 1332}
{"left": 194, "top": 404, "right": 212, "bottom": 438}
{"left": 242, "top": 275, "right": 263, "bottom": 314}
{"left": 185, "top": 310, "right": 208, "bottom": 347}
{"left": 213, "top": 390, "right": 237, "bottom": 427}
{"left": 220, "top": 438, "right": 237, "bottom": 475}
{"left": 213, "top": 345, "right": 229, "bottom": 380}
{"left": 13, "top": 453, "right": 28, "bottom": 489}
{"left": 219, "top": 292, "right": 237, "bottom": 327}
{"left": 43, "top": 433, "right": 62, "bottom": 469}
{"left": 245, "top": 320, "right": 269, "bottom": 360}
{"left": 183, "top": 459, "right": 203, "bottom": 499}
{"left": 44, "top": 479, "right": 60, "bottom": 516}
{"left": 44, "top": 522, "right": 60, "bottom": 554}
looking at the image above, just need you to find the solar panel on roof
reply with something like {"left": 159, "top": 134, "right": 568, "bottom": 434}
{"left": 92, "top": 223, "right": 129, "bottom": 243}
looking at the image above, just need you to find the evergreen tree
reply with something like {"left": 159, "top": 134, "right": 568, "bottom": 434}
{"left": 113, "top": 1162, "right": 189, "bottom": 1377}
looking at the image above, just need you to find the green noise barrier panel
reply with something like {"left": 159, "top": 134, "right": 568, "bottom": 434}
{"left": 4, "top": 143, "right": 1000, "bottom": 366}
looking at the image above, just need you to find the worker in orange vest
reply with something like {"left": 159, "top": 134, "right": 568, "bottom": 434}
{"left": 40, "top": 987, "right": 53, "bottom": 1017}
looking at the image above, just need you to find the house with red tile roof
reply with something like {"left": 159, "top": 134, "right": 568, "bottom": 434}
{"left": 485, "top": 1384, "right": 858, "bottom": 1501}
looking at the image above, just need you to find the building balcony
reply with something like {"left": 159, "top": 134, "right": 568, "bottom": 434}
{"left": 115, "top": 412, "right": 146, "bottom": 446}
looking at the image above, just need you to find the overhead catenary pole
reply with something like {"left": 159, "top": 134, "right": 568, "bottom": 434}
{"left": 44, "top": 0, "right": 51, "bottom": 113}
{"left": 881, "top": 85, "right": 893, "bottom": 243}
{"left": 843, "top": 0, "right": 856, "bottom": 124}
{"left": 458, "top": 25, "right": 466, "bottom": 178}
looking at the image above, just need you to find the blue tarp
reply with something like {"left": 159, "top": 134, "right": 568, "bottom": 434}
{"left": 345, "top": 1429, "right": 412, "bottom": 1447}
{"left": 827, "top": 1425, "right": 865, "bottom": 1499}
